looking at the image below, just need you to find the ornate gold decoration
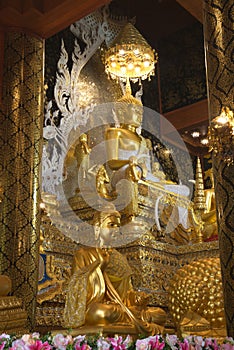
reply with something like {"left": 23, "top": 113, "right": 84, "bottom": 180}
{"left": 0, "top": 276, "right": 28, "bottom": 334}
{"left": 37, "top": 254, "right": 63, "bottom": 304}
{"left": 168, "top": 258, "right": 226, "bottom": 339}
{"left": 193, "top": 157, "right": 206, "bottom": 212}
{"left": 0, "top": 296, "right": 28, "bottom": 334}
{"left": 208, "top": 107, "right": 234, "bottom": 166}
{"left": 104, "top": 22, "right": 157, "bottom": 83}
{"left": 192, "top": 157, "right": 206, "bottom": 243}
{"left": 204, "top": 0, "right": 234, "bottom": 333}
{"left": 0, "top": 31, "right": 43, "bottom": 329}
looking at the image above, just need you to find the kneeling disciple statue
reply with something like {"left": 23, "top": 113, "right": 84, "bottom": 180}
{"left": 63, "top": 204, "right": 166, "bottom": 335}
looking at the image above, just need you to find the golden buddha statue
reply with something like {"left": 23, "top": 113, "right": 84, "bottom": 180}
{"left": 63, "top": 204, "right": 166, "bottom": 335}
{"left": 204, "top": 168, "right": 216, "bottom": 213}
{"left": 105, "top": 84, "right": 148, "bottom": 171}
{"left": 200, "top": 168, "right": 218, "bottom": 241}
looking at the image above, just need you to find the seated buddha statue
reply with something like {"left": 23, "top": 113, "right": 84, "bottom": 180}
{"left": 104, "top": 89, "right": 191, "bottom": 233}
{"left": 105, "top": 86, "right": 148, "bottom": 171}
{"left": 202, "top": 168, "right": 218, "bottom": 241}
{"left": 63, "top": 203, "right": 166, "bottom": 335}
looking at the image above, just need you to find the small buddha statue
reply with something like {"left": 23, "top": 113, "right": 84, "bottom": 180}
{"left": 63, "top": 203, "right": 166, "bottom": 335}
{"left": 95, "top": 164, "right": 112, "bottom": 200}
{"left": 204, "top": 168, "right": 216, "bottom": 213}
{"left": 202, "top": 168, "right": 218, "bottom": 241}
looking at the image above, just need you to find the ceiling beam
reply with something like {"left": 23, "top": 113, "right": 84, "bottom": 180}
{"left": 0, "top": 0, "right": 110, "bottom": 38}
{"left": 176, "top": 0, "right": 203, "bottom": 23}
{"left": 164, "top": 99, "right": 209, "bottom": 131}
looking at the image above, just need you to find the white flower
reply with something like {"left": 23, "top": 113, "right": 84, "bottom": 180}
{"left": 166, "top": 334, "right": 179, "bottom": 350}
{"left": 74, "top": 335, "right": 86, "bottom": 344}
{"left": 135, "top": 338, "right": 150, "bottom": 350}
{"left": 10, "top": 339, "right": 29, "bottom": 350}
{"left": 53, "top": 333, "right": 69, "bottom": 350}
{"left": 0, "top": 334, "right": 11, "bottom": 340}
{"left": 97, "top": 338, "right": 110, "bottom": 350}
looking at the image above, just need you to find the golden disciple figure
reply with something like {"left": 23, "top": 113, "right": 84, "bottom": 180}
{"left": 74, "top": 133, "right": 91, "bottom": 180}
{"left": 63, "top": 204, "right": 166, "bottom": 334}
{"left": 95, "top": 165, "right": 112, "bottom": 199}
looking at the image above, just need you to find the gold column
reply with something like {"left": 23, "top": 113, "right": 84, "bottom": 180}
{"left": 203, "top": 0, "right": 234, "bottom": 337}
{"left": 0, "top": 31, "right": 44, "bottom": 330}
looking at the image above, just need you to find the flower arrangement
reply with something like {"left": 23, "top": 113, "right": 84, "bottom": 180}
{"left": 0, "top": 333, "right": 233, "bottom": 350}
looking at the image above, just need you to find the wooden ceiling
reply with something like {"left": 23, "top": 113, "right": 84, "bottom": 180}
{"left": 176, "top": 0, "right": 203, "bottom": 22}
{"left": 0, "top": 0, "right": 202, "bottom": 38}
{"left": 0, "top": 0, "right": 111, "bottom": 38}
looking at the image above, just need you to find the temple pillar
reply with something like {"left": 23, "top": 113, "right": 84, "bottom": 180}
{"left": 203, "top": 0, "right": 234, "bottom": 336}
{"left": 0, "top": 30, "right": 44, "bottom": 330}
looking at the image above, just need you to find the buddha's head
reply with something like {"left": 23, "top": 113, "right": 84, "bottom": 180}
{"left": 79, "top": 133, "right": 88, "bottom": 143}
{"left": 93, "top": 203, "right": 121, "bottom": 247}
{"left": 114, "top": 91, "right": 143, "bottom": 132}
{"left": 169, "top": 258, "right": 226, "bottom": 338}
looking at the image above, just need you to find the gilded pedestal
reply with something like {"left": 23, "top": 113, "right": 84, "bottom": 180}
{"left": 0, "top": 296, "right": 28, "bottom": 334}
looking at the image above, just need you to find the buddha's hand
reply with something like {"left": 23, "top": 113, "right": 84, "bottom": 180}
{"left": 128, "top": 290, "right": 151, "bottom": 306}
{"left": 98, "top": 249, "right": 111, "bottom": 270}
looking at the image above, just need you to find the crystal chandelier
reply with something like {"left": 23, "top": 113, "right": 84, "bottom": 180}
{"left": 103, "top": 22, "right": 157, "bottom": 84}
{"left": 208, "top": 106, "right": 234, "bottom": 165}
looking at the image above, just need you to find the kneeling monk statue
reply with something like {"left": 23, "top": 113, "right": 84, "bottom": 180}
{"left": 63, "top": 204, "right": 166, "bottom": 335}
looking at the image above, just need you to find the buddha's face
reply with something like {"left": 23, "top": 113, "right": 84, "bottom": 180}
{"left": 116, "top": 103, "right": 143, "bottom": 129}
{"left": 99, "top": 213, "right": 121, "bottom": 246}
{"left": 79, "top": 133, "right": 87, "bottom": 143}
{"left": 126, "top": 104, "right": 143, "bottom": 128}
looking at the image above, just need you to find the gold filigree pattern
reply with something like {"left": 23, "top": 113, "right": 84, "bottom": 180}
{"left": 0, "top": 32, "right": 43, "bottom": 329}
{"left": 0, "top": 296, "right": 28, "bottom": 334}
{"left": 204, "top": 0, "right": 234, "bottom": 336}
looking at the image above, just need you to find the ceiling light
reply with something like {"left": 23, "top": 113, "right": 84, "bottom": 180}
{"left": 209, "top": 106, "right": 234, "bottom": 165}
{"left": 104, "top": 22, "right": 157, "bottom": 82}
{"left": 200, "top": 138, "right": 209, "bottom": 145}
{"left": 191, "top": 131, "right": 200, "bottom": 138}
